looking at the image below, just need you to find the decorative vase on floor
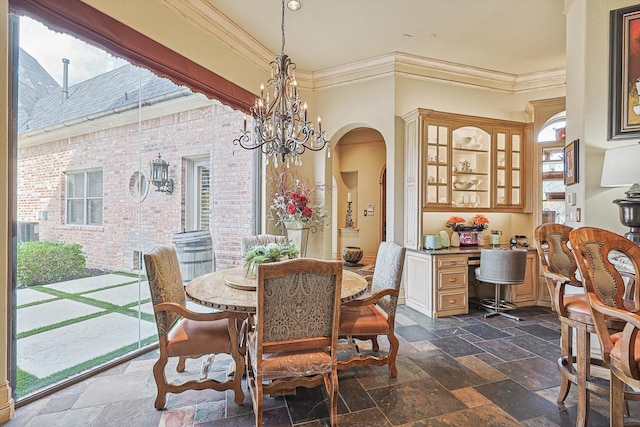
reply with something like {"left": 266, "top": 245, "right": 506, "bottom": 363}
{"left": 342, "top": 246, "right": 363, "bottom": 266}
{"left": 450, "top": 231, "right": 460, "bottom": 247}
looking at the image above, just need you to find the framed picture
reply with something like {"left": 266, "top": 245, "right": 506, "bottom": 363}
{"left": 609, "top": 5, "right": 640, "bottom": 139}
{"left": 564, "top": 139, "right": 579, "bottom": 186}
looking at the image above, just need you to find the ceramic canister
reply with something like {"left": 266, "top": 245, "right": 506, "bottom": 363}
{"left": 424, "top": 234, "right": 442, "bottom": 249}
{"left": 439, "top": 230, "right": 450, "bottom": 248}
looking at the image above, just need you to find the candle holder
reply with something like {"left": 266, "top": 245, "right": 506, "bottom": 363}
{"left": 345, "top": 201, "right": 355, "bottom": 229}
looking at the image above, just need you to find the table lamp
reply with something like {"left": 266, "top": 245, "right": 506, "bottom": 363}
{"left": 601, "top": 143, "right": 640, "bottom": 243}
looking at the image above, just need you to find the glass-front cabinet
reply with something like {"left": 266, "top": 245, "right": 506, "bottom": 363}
{"left": 494, "top": 129, "right": 523, "bottom": 209}
{"left": 410, "top": 109, "right": 527, "bottom": 213}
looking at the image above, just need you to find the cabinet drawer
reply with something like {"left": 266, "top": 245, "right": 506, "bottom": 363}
{"left": 437, "top": 256, "right": 467, "bottom": 269}
{"left": 437, "top": 290, "right": 468, "bottom": 311}
{"left": 438, "top": 270, "right": 467, "bottom": 289}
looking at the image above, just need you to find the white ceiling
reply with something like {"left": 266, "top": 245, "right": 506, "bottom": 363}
{"left": 203, "top": 0, "right": 566, "bottom": 76}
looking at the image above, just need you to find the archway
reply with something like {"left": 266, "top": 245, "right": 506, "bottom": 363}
{"left": 331, "top": 127, "right": 386, "bottom": 261}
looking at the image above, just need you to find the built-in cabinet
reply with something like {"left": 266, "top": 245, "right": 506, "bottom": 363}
{"left": 403, "top": 108, "right": 528, "bottom": 250}
{"left": 406, "top": 248, "right": 538, "bottom": 318}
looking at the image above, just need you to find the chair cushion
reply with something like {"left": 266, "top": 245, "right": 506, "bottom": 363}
{"left": 247, "top": 332, "right": 332, "bottom": 380}
{"left": 339, "top": 304, "right": 389, "bottom": 336}
{"left": 609, "top": 331, "right": 640, "bottom": 371}
{"left": 166, "top": 318, "right": 231, "bottom": 357}
{"left": 563, "top": 294, "right": 594, "bottom": 324}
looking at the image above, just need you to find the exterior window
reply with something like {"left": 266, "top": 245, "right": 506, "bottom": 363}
{"left": 198, "top": 166, "right": 210, "bottom": 230}
{"left": 66, "top": 169, "right": 103, "bottom": 225}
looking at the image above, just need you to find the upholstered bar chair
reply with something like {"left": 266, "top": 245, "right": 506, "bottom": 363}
{"left": 144, "top": 245, "right": 244, "bottom": 409}
{"left": 569, "top": 227, "right": 640, "bottom": 427}
{"left": 247, "top": 258, "right": 343, "bottom": 427}
{"left": 475, "top": 248, "right": 527, "bottom": 320}
{"left": 338, "top": 241, "right": 406, "bottom": 378}
{"left": 534, "top": 223, "right": 607, "bottom": 427}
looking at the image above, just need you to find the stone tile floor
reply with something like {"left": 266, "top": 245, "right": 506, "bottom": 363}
{"left": 7, "top": 303, "right": 638, "bottom": 426}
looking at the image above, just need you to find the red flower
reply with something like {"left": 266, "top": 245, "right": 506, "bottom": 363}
{"left": 286, "top": 203, "right": 298, "bottom": 214}
{"left": 301, "top": 207, "right": 313, "bottom": 218}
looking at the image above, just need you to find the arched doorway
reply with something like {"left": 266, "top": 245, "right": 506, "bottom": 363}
{"left": 331, "top": 127, "right": 386, "bottom": 261}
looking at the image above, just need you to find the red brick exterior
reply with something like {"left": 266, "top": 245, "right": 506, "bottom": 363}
{"left": 17, "top": 100, "right": 256, "bottom": 273}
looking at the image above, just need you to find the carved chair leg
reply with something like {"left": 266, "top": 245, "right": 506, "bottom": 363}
{"left": 575, "top": 323, "right": 590, "bottom": 427}
{"left": 611, "top": 372, "right": 625, "bottom": 427}
{"left": 176, "top": 355, "right": 187, "bottom": 372}
{"left": 153, "top": 354, "right": 169, "bottom": 410}
{"left": 388, "top": 331, "right": 399, "bottom": 378}
{"left": 371, "top": 336, "right": 380, "bottom": 352}
{"left": 557, "top": 320, "right": 572, "bottom": 405}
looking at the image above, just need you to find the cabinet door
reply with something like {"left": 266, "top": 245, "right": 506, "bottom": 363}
{"left": 494, "top": 129, "right": 524, "bottom": 209}
{"left": 509, "top": 252, "right": 538, "bottom": 305}
{"left": 423, "top": 123, "right": 450, "bottom": 207}
{"left": 451, "top": 126, "right": 490, "bottom": 209}
{"left": 405, "top": 252, "right": 433, "bottom": 315}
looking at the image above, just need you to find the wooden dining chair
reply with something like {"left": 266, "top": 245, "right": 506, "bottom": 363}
{"left": 569, "top": 227, "right": 640, "bottom": 427}
{"left": 144, "top": 245, "right": 244, "bottom": 409}
{"left": 247, "top": 258, "right": 343, "bottom": 427}
{"left": 534, "top": 223, "right": 608, "bottom": 426}
{"left": 338, "top": 241, "right": 406, "bottom": 377}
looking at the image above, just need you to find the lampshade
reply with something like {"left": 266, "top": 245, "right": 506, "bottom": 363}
{"left": 601, "top": 143, "right": 640, "bottom": 187}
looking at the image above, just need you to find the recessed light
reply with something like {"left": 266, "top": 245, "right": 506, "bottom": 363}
{"left": 287, "top": 0, "right": 302, "bottom": 11}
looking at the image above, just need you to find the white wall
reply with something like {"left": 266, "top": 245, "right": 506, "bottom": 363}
{"left": 566, "top": 0, "right": 638, "bottom": 236}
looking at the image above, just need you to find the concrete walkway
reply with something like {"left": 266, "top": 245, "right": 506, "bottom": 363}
{"left": 15, "top": 274, "right": 203, "bottom": 381}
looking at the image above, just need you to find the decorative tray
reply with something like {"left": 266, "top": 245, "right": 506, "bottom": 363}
{"left": 224, "top": 274, "right": 257, "bottom": 291}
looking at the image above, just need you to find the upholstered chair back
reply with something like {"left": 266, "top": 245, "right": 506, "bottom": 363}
{"left": 241, "top": 234, "right": 288, "bottom": 254}
{"left": 144, "top": 245, "right": 186, "bottom": 336}
{"left": 569, "top": 227, "right": 640, "bottom": 311}
{"left": 477, "top": 249, "right": 527, "bottom": 285}
{"left": 259, "top": 258, "right": 342, "bottom": 345}
{"left": 535, "top": 223, "right": 580, "bottom": 285}
{"left": 370, "top": 241, "right": 406, "bottom": 315}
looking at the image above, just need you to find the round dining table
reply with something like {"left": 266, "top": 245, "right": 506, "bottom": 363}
{"left": 184, "top": 266, "right": 368, "bottom": 397}
{"left": 185, "top": 267, "right": 368, "bottom": 313}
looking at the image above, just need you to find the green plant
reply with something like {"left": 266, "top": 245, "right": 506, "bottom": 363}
{"left": 243, "top": 241, "right": 298, "bottom": 276}
{"left": 17, "top": 241, "right": 87, "bottom": 287}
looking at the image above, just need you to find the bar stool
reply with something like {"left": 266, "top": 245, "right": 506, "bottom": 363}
{"left": 535, "top": 223, "right": 611, "bottom": 427}
{"left": 475, "top": 248, "right": 527, "bottom": 321}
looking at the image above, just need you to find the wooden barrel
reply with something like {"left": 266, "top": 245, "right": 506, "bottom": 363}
{"left": 171, "top": 230, "right": 215, "bottom": 282}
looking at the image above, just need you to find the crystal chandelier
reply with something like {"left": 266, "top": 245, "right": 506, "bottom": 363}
{"left": 233, "top": 0, "right": 330, "bottom": 168}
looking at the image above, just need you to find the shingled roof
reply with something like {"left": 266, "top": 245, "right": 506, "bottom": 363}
{"left": 18, "top": 48, "right": 189, "bottom": 134}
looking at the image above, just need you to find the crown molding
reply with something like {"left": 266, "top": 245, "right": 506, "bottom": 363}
{"left": 163, "top": 0, "right": 565, "bottom": 94}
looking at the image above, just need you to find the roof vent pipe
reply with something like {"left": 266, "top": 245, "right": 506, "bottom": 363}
{"left": 62, "top": 58, "right": 69, "bottom": 101}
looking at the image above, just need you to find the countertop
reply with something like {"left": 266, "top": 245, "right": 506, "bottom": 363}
{"left": 410, "top": 245, "right": 537, "bottom": 255}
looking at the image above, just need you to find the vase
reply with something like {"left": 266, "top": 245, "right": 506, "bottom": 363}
{"left": 450, "top": 231, "right": 460, "bottom": 247}
{"left": 342, "top": 246, "right": 363, "bottom": 266}
{"left": 284, "top": 221, "right": 315, "bottom": 257}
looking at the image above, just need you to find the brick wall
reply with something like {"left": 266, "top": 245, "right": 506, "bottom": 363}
{"left": 17, "top": 99, "right": 256, "bottom": 273}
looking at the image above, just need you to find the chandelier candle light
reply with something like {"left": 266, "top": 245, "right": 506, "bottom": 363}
{"left": 233, "top": 0, "right": 330, "bottom": 168}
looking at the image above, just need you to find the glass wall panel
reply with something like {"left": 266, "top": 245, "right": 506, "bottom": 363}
{"left": 13, "top": 15, "right": 256, "bottom": 401}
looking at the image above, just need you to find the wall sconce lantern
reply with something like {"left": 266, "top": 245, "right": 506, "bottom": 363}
{"left": 149, "top": 153, "right": 173, "bottom": 194}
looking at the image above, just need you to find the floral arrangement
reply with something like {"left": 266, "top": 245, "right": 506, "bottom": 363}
{"left": 446, "top": 215, "right": 490, "bottom": 232}
{"left": 243, "top": 241, "right": 299, "bottom": 276}
{"left": 268, "top": 166, "right": 329, "bottom": 231}
{"left": 446, "top": 216, "right": 467, "bottom": 232}
{"left": 472, "top": 214, "right": 490, "bottom": 231}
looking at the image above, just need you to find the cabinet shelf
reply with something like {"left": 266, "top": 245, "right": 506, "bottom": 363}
{"left": 452, "top": 172, "right": 489, "bottom": 176}
{"left": 452, "top": 147, "right": 489, "bottom": 153}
